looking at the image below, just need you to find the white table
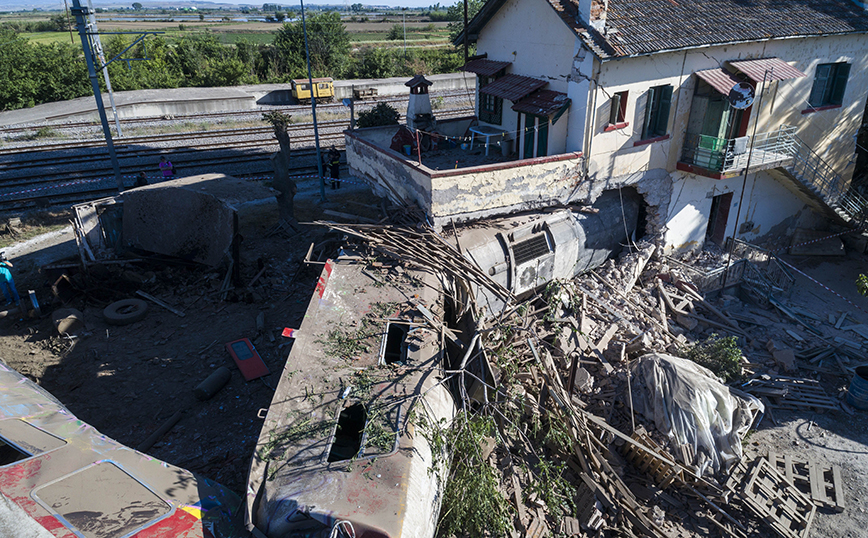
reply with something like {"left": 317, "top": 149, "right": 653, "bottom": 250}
{"left": 468, "top": 125, "right": 508, "bottom": 156}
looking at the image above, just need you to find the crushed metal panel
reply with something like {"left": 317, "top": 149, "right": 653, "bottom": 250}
{"left": 0, "top": 360, "right": 244, "bottom": 538}
{"left": 0, "top": 419, "right": 65, "bottom": 458}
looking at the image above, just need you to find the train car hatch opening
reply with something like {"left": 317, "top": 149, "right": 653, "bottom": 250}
{"left": 327, "top": 403, "right": 367, "bottom": 462}
{"left": 381, "top": 321, "right": 410, "bottom": 365}
{"left": 0, "top": 437, "right": 30, "bottom": 466}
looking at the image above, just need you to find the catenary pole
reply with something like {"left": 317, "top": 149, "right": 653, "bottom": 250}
{"left": 301, "top": 0, "right": 327, "bottom": 202}
{"left": 71, "top": 0, "right": 123, "bottom": 192}
{"left": 87, "top": 0, "right": 123, "bottom": 137}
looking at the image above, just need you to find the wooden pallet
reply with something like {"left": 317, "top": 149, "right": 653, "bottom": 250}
{"left": 745, "top": 376, "right": 839, "bottom": 411}
{"left": 736, "top": 457, "right": 816, "bottom": 538}
{"left": 621, "top": 427, "right": 683, "bottom": 489}
{"left": 767, "top": 450, "right": 845, "bottom": 512}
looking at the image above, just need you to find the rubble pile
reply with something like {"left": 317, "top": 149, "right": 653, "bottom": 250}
{"left": 331, "top": 224, "right": 853, "bottom": 538}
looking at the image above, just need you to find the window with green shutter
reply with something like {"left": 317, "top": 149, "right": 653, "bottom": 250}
{"left": 809, "top": 62, "right": 850, "bottom": 107}
{"left": 478, "top": 76, "right": 503, "bottom": 125}
{"left": 641, "top": 85, "right": 673, "bottom": 140}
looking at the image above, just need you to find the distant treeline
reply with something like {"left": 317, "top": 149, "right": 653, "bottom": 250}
{"left": 0, "top": 12, "right": 465, "bottom": 112}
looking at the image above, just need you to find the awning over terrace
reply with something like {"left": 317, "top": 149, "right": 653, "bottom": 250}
{"left": 480, "top": 74, "right": 548, "bottom": 102}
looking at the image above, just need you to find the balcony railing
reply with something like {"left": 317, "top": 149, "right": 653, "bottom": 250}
{"left": 680, "top": 125, "right": 797, "bottom": 174}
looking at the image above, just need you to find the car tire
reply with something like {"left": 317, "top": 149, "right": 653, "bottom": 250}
{"left": 103, "top": 299, "right": 148, "bottom": 326}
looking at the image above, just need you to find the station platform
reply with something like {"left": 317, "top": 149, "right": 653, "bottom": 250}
{"left": 0, "top": 72, "right": 475, "bottom": 126}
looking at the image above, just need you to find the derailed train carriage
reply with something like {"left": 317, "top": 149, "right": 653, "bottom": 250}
{"left": 244, "top": 190, "right": 642, "bottom": 538}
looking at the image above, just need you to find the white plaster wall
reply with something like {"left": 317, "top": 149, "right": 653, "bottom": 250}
{"left": 428, "top": 156, "right": 583, "bottom": 224}
{"left": 475, "top": 0, "right": 578, "bottom": 142}
{"left": 476, "top": 0, "right": 577, "bottom": 94}
{"left": 548, "top": 113, "right": 569, "bottom": 155}
{"left": 588, "top": 33, "right": 868, "bottom": 183}
{"left": 664, "top": 169, "right": 813, "bottom": 252}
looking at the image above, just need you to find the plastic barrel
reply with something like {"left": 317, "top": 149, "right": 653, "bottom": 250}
{"left": 194, "top": 366, "right": 231, "bottom": 401}
{"left": 846, "top": 365, "right": 868, "bottom": 410}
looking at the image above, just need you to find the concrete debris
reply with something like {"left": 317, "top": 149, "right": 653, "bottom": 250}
{"left": 309, "top": 224, "right": 858, "bottom": 538}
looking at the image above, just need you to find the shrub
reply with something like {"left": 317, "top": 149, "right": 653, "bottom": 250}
{"left": 680, "top": 334, "right": 743, "bottom": 382}
{"left": 356, "top": 102, "right": 400, "bottom": 128}
{"left": 387, "top": 24, "right": 402, "bottom": 40}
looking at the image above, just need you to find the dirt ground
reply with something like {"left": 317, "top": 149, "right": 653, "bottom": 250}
{"left": 3, "top": 173, "right": 868, "bottom": 537}
{"left": 737, "top": 251, "right": 868, "bottom": 538}
{"left": 0, "top": 175, "right": 383, "bottom": 496}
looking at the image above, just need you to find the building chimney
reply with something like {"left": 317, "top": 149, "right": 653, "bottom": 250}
{"left": 405, "top": 75, "right": 436, "bottom": 132}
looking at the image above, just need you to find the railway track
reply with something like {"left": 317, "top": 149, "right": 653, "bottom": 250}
{"left": 0, "top": 108, "right": 473, "bottom": 166}
{"left": 0, "top": 105, "right": 475, "bottom": 210}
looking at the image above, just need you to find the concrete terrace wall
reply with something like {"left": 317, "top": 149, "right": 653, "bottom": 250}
{"left": 346, "top": 127, "right": 583, "bottom": 226}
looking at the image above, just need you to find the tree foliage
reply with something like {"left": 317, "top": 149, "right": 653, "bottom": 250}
{"left": 447, "top": 0, "right": 485, "bottom": 41}
{"left": 272, "top": 12, "right": 350, "bottom": 80}
{"left": 0, "top": 29, "right": 89, "bottom": 111}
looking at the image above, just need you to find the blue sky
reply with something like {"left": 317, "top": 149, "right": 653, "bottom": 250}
{"left": 0, "top": 1, "right": 450, "bottom": 10}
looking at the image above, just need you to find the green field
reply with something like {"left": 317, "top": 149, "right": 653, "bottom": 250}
{"left": 6, "top": 11, "right": 452, "bottom": 48}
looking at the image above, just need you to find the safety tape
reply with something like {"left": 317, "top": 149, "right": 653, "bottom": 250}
{"left": 775, "top": 257, "right": 868, "bottom": 316}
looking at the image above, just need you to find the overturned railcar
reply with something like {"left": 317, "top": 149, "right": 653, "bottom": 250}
{"left": 245, "top": 260, "right": 455, "bottom": 538}
{"left": 457, "top": 189, "right": 642, "bottom": 316}
{"left": 0, "top": 360, "right": 243, "bottom": 538}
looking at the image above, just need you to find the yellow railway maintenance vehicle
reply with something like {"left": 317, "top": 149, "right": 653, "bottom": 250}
{"left": 291, "top": 78, "right": 335, "bottom": 102}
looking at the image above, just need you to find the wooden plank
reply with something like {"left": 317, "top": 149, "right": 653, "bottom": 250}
{"left": 831, "top": 466, "right": 846, "bottom": 512}
{"left": 595, "top": 323, "right": 618, "bottom": 353}
{"left": 136, "top": 290, "right": 185, "bottom": 317}
{"left": 835, "top": 311, "right": 849, "bottom": 329}
{"left": 512, "top": 473, "right": 527, "bottom": 527}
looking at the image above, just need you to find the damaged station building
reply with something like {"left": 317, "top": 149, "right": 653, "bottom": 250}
{"left": 346, "top": 0, "right": 868, "bottom": 252}
{"left": 245, "top": 0, "right": 868, "bottom": 537}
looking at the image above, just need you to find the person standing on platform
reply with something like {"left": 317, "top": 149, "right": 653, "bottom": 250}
{"left": 0, "top": 254, "right": 20, "bottom": 307}
{"left": 326, "top": 146, "right": 341, "bottom": 189}
{"left": 159, "top": 156, "right": 174, "bottom": 178}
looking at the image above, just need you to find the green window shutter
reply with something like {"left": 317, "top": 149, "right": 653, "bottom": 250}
{"left": 642, "top": 86, "right": 657, "bottom": 140}
{"left": 654, "top": 85, "right": 673, "bottom": 136}
{"left": 809, "top": 64, "right": 831, "bottom": 107}
{"left": 537, "top": 116, "right": 548, "bottom": 157}
{"left": 609, "top": 94, "right": 621, "bottom": 125}
{"left": 830, "top": 63, "right": 850, "bottom": 105}
{"left": 524, "top": 114, "right": 535, "bottom": 159}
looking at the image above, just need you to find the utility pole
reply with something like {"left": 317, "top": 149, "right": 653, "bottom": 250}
{"left": 402, "top": 7, "right": 407, "bottom": 56}
{"left": 70, "top": 0, "right": 124, "bottom": 192}
{"left": 301, "top": 0, "right": 326, "bottom": 203}
{"left": 722, "top": 67, "right": 772, "bottom": 289}
{"left": 463, "top": 0, "right": 468, "bottom": 63}
{"left": 87, "top": 0, "right": 123, "bottom": 137}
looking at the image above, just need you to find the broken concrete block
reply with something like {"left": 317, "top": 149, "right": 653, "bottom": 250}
{"left": 573, "top": 367, "right": 594, "bottom": 393}
{"left": 772, "top": 349, "right": 796, "bottom": 372}
{"left": 676, "top": 314, "right": 698, "bottom": 330}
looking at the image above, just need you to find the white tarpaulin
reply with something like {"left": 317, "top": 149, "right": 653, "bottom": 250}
{"left": 629, "top": 353, "right": 762, "bottom": 475}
